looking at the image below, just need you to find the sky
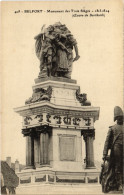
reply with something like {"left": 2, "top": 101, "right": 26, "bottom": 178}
{"left": 1, "top": 0, "right": 123, "bottom": 165}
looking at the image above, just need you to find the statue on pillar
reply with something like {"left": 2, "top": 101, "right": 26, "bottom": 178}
{"left": 34, "top": 22, "right": 80, "bottom": 79}
{"left": 100, "top": 106, "right": 123, "bottom": 193}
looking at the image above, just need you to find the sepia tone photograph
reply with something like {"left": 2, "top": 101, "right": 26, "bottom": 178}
{"left": 1, "top": 0, "right": 123, "bottom": 194}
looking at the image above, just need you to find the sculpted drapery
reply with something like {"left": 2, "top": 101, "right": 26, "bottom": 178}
{"left": 34, "top": 22, "right": 80, "bottom": 79}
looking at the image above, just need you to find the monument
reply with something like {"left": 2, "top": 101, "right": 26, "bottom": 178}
{"left": 14, "top": 22, "right": 100, "bottom": 193}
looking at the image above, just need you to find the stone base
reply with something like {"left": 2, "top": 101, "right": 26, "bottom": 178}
{"left": 16, "top": 183, "right": 103, "bottom": 195}
{"left": 17, "top": 168, "right": 100, "bottom": 188}
{"left": 16, "top": 182, "right": 123, "bottom": 195}
{"left": 35, "top": 76, "right": 77, "bottom": 84}
{"left": 108, "top": 191, "right": 123, "bottom": 194}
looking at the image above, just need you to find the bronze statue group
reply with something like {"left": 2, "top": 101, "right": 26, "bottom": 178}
{"left": 34, "top": 22, "right": 80, "bottom": 79}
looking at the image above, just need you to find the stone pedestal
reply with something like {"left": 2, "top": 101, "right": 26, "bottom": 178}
{"left": 14, "top": 77, "right": 100, "bottom": 187}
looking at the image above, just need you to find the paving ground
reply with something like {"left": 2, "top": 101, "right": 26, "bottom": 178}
{"left": 16, "top": 184, "right": 123, "bottom": 195}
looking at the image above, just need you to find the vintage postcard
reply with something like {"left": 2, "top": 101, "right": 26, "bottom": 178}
{"left": 1, "top": 0, "right": 123, "bottom": 194}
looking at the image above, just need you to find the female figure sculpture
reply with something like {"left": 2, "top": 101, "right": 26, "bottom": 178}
{"left": 34, "top": 22, "right": 80, "bottom": 79}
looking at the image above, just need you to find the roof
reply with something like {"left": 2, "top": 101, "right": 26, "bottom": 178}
{"left": 1, "top": 161, "right": 19, "bottom": 188}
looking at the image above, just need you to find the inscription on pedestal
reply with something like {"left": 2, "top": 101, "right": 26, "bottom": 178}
{"left": 23, "top": 114, "right": 94, "bottom": 129}
{"left": 59, "top": 136, "right": 75, "bottom": 161}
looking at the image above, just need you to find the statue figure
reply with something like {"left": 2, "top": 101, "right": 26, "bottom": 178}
{"left": 25, "top": 86, "right": 52, "bottom": 104}
{"left": 34, "top": 22, "right": 80, "bottom": 79}
{"left": 76, "top": 89, "right": 91, "bottom": 106}
{"left": 100, "top": 106, "right": 123, "bottom": 193}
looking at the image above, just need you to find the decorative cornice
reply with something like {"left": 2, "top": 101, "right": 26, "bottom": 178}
{"left": 14, "top": 103, "right": 100, "bottom": 121}
{"left": 81, "top": 129, "right": 95, "bottom": 141}
{"left": 22, "top": 125, "right": 52, "bottom": 136}
{"left": 22, "top": 128, "right": 33, "bottom": 136}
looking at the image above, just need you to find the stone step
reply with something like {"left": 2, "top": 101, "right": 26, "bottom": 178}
{"left": 17, "top": 184, "right": 104, "bottom": 195}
